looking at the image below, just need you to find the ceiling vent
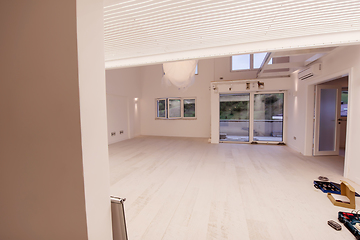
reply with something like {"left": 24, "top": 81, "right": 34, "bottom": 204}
{"left": 298, "top": 63, "right": 322, "bottom": 81}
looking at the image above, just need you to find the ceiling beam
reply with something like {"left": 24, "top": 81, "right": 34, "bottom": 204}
{"left": 304, "top": 53, "right": 327, "bottom": 66}
{"left": 271, "top": 47, "right": 337, "bottom": 57}
{"left": 105, "top": 31, "right": 358, "bottom": 69}
{"left": 263, "top": 62, "right": 304, "bottom": 70}
{"left": 257, "top": 52, "right": 274, "bottom": 78}
{"left": 258, "top": 71, "right": 292, "bottom": 78}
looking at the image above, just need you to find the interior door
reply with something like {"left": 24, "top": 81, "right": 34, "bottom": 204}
{"left": 314, "top": 85, "right": 341, "bottom": 156}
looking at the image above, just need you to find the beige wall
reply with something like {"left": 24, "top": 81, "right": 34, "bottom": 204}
{"left": 0, "top": 1, "right": 112, "bottom": 239}
{"left": 0, "top": 1, "right": 88, "bottom": 239}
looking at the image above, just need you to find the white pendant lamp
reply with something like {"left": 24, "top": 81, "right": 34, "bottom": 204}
{"left": 162, "top": 59, "right": 198, "bottom": 90}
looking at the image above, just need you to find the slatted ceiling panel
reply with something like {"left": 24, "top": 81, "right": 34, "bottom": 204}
{"left": 104, "top": 2, "right": 359, "bottom": 47}
{"left": 103, "top": 0, "right": 360, "bottom": 67}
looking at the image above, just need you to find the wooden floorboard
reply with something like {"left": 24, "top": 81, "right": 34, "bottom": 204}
{"left": 109, "top": 136, "right": 360, "bottom": 240}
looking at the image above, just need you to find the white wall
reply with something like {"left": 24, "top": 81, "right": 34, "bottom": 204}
{"left": 106, "top": 95, "right": 129, "bottom": 144}
{"left": 108, "top": 56, "right": 292, "bottom": 140}
{"left": 286, "top": 72, "right": 305, "bottom": 152}
{"left": 140, "top": 59, "right": 214, "bottom": 138}
{"left": 77, "top": 0, "right": 113, "bottom": 239}
{"left": 0, "top": 1, "right": 112, "bottom": 239}
{"left": 286, "top": 45, "right": 360, "bottom": 185}
{"left": 286, "top": 75, "right": 349, "bottom": 153}
{"left": 106, "top": 67, "right": 142, "bottom": 144}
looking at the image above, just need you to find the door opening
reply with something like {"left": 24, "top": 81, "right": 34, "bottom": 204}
{"left": 219, "top": 93, "right": 250, "bottom": 142}
{"left": 313, "top": 75, "right": 348, "bottom": 156}
{"left": 220, "top": 92, "right": 285, "bottom": 143}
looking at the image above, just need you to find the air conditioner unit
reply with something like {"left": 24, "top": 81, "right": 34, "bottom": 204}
{"left": 298, "top": 63, "right": 322, "bottom": 81}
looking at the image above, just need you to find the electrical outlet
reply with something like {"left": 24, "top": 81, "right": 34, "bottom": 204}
{"left": 120, "top": 130, "right": 124, "bottom": 134}
{"left": 111, "top": 132, "right": 116, "bottom": 136}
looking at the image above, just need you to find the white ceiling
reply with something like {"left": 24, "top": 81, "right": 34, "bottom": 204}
{"left": 103, "top": 0, "right": 360, "bottom": 69}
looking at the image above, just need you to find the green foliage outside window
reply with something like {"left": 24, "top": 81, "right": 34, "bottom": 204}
{"left": 158, "top": 99, "right": 166, "bottom": 117}
{"left": 184, "top": 99, "right": 195, "bottom": 117}
{"left": 341, "top": 91, "right": 348, "bottom": 104}
{"left": 220, "top": 101, "right": 249, "bottom": 120}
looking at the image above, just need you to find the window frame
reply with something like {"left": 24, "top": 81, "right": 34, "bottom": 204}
{"left": 155, "top": 97, "right": 197, "bottom": 120}
{"left": 231, "top": 54, "right": 252, "bottom": 72}
{"left": 183, "top": 98, "right": 197, "bottom": 119}
{"left": 340, "top": 87, "right": 348, "bottom": 117}
{"left": 231, "top": 52, "right": 268, "bottom": 72}
{"left": 168, "top": 97, "right": 182, "bottom": 119}
{"left": 156, "top": 98, "right": 167, "bottom": 119}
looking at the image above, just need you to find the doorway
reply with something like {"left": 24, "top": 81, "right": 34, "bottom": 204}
{"left": 313, "top": 76, "right": 348, "bottom": 156}
{"left": 219, "top": 93, "right": 250, "bottom": 142}
{"left": 219, "top": 92, "right": 285, "bottom": 143}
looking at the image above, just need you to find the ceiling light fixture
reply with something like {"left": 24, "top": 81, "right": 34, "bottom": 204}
{"left": 162, "top": 59, "right": 198, "bottom": 90}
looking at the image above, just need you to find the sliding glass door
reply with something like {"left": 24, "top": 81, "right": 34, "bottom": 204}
{"left": 219, "top": 92, "right": 284, "bottom": 143}
{"left": 219, "top": 93, "right": 250, "bottom": 142}
{"left": 253, "top": 93, "right": 284, "bottom": 142}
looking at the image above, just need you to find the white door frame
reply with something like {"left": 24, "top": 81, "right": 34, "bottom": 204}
{"left": 303, "top": 68, "right": 352, "bottom": 179}
{"left": 252, "top": 91, "right": 287, "bottom": 144}
{"left": 313, "top": 84, "right": 341, "bottom": 156}
{"left": 218, "top": 91, "right": 286, "bottom": 144}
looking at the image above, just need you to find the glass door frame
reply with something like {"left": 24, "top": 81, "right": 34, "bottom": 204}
{"left": 219, "top": 93, "right": 251, "bottom": 143}
{"left": 252, "top": 91, "right": 286, "bottom": 144}
{"left": 219, "top": 91, "right": 286, "bottom": 144}
{"left": 313, "top": 85, "right": 341, "bottom": 156}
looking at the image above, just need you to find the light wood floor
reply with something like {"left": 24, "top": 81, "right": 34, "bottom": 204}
{"left": 109, "top": 136, "right": 360, "bottom": 240}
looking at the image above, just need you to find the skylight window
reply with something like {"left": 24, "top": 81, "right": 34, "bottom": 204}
{"left": 254, "top": 52, "right": 267, "bottom": 68}
{"left": 231, "top": 52, "right": 268, "bottom": 71}
{"left": 232, "top": 54, "right": 250, "bottom": 70}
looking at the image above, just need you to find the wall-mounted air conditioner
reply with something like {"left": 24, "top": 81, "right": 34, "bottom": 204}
{"left": 298, "top": 63, "right": 322, "bottom": 81}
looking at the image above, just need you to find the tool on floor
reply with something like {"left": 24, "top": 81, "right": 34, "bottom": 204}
{"left": 328, "top": 181, "right": 356, "bottom": 209}
{"left": 313, "top": 181, "right": 360, "bottom": 197}
{"left": 318, "top": 176, "right": 329, "bottom": 181}
{"left": 338, "top": 211, "right": 360, "bottom": 240}
{"left": 328, "top": 220, "right": 342, "bottom": 231}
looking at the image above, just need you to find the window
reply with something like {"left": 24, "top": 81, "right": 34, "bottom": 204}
{"left": 231, "top": 52, "right": 268, "bottom": 71}
{"left": 156, "top": 98, "right": 196, "bottom": 119}
{"left": 157, "top": 98, "right": 167, "bottom": 118}
{"left": 341, "top": 89, "right": 348, "bottom": 117}
{"left": 168, "top": 98, "right": 181, "bottom": 118}
{"left": 253, "top": 52, "right": 267, "bottom": 68}
{"left": 183, "top": 98, "right": 196, "bottom": 118}
{"left": 195, "top": 64, "right": 198, "bottom": 75}
{"left": 232, "top": 54, "right": 250, "bottom": 70}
